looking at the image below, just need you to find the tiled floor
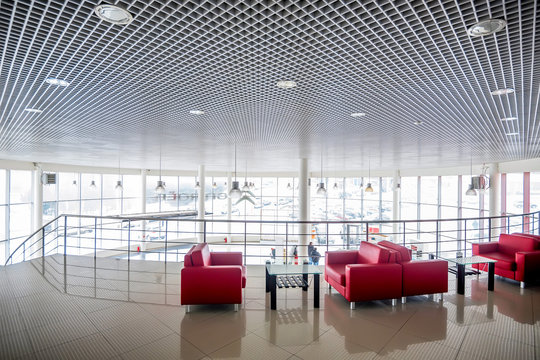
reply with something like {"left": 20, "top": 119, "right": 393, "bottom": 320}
{"left": 0, "top": 254, "right": 538, "bottom": 359}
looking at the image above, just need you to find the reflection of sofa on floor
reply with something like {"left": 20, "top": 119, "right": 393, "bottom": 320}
{"left": 472, "top": 233, "right": 540, "bottom": 288}
{"left": 377, "top": 240, "right": 448, "bottom": 302}
{"left": 181, "top": 243, "right": 246, "bottom": 311}
{"left": 470, "top": 279, "right": 534, "bottom": 324}
{"left": 325, "top": 241, "right": 402, "bottom": 309}
{"left": 324, "top": 293, "right": 447, "bottom": 354}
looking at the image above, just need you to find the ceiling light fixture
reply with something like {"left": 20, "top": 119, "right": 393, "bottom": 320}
{"left": 467, "top": 19, "right": 507, "bottom": 37}
{"left": 24, "top": 108, "right": 43, "bottom": 113}
{"left": 72, "top": 179, "right": 77, "bottom": 186}
{"left": 189, "top": 110, "right": 205, "bottom": 115}
{"left": 249, "top": 182, "right": 255, "bottom": 191}
{"left": 500, "top": 117, "right": 518, "bottom": 121}
{"left": 45, "top": 77, "right": 69, "bottom": 87}
{"left": 212, "top": 181, "right": 217, "bottom": 189}
{"left": 491, "top": 88, "right": 514, "bottom": 96}
{"left": 94, "top": 4, "right": 134, "bottom": 25}
{"left": 333, "top": 182, "right": 338, "bottom": 190}
{"left": 466, "top": 156, "right": 477, "bottom": 196}
{"left": 90, "top": 180, "right": 97, "bottom": 189}
{"left": 115, "top": 159, "right": 123, "bottom": 191}
{"left": 194, "top": 181, "right": 200, "bottom": 189}
{"left": 229, "top": 144, "right": 242, "bottom": 200}
{"left": 287, "top": 182, "right": 292, "bottom": 191}
{"left": 155, "top": 146, "right": 166, "bottom": 194}
{"left": 351, "top": 113, "right": 366, "bottom": 117}
{"left": 276, "top": 80, "right": 296, "bottom": 89}
{"left": 365, "top": 159, "right": 374, "bottom": 193}
{"left": 316, "top": 152, "right": 326, "bottom": 196}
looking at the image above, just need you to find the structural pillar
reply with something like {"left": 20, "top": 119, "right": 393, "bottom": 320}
{"left": 299, "top": 158, "right": 309, "bottom": 259}
{"left": 33, "top": 164, "right": 43, "bottom": 232}
{"left": 197, "top": 165, "right": 205, "bottom": 243}
{"left": 140, "top": 169, "right": 147, "bottom": 248}
{"left": 227, "top": 172, "right": 232, "bottom": 243}
{"left": 392, "top": 170, "right": 401, "bottom": 240}
{"left": 488, "top": 163, "right": 500, "bottom": 240}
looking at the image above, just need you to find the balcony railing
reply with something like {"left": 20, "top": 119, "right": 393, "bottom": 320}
{"left": 5, "top": 211, "right": 540, "bottom": 266}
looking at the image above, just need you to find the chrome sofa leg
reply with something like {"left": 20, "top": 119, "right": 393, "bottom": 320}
{"left": 401, "top": 296, "right": 406, "bottom": 304}
{"left": 328, "top": 284, "right": 331, "bottom": 291}
{"left": 234, "top": 304, "right": 239, "bottom": 312}
{"left": 186, "top": 305, "right": 191, "bottom": 313}
{"left": 439, "top": 293, "right": 444, "bottom": 302}
{"left": 392, "top": 299, "right": 397, "bottom": 307}
{"left": 520, "top": 281, "right": 525, "bottom": 289}
{"left": 350, "top": 302, "right": 355, "bottom": 310}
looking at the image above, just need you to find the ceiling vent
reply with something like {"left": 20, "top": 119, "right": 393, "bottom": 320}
{"left": 41, "top": 173, "right": 57, "bottom": 185}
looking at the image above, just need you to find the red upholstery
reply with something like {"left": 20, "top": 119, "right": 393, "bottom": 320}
{"left": 378, "top": 241, "right": 448, "bottom": 297}
{"left": 325, "top": 241, "right": 402, "bottom": 303}
{"left": 472, "top": 233, "right": 540, "bottom": 283}
{"left": 181, "top": 243, "right": 246, "bottom": 306}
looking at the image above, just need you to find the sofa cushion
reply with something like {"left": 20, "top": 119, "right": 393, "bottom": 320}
{"left": 184, "top": 245, "right": 195, "bottom": 267}
{"left": 378, "top": 240, "right": 412, "bottom": 263}
{"left": 512, "top": 233, "right": 540, "bottom": 249}
{"left": 499, "top": 234, "right": 537, "bottom": 255}
{"left": 326, "top": 263, "right": 347, "bottom": 286}
{"left": 358, "top": 241, "right": 394, "bottom": 264}
{"left": 241, "top": 266, "right": 247, "bottom": 288}
{"left": 191, "top": 243, "right": 212, "bottom": 266}
{"left": 480, "top": 251, "right": 516, "bottom": 271}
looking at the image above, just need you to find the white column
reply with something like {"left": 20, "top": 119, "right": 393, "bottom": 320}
{"left": 392, "top": 170, "right": 401, "bottom": 240}
{"left": 33, "top": 164, "right": 43, "bottom": 232}
{"left": 197, "top": 165, "right": 205, "bottom": 243}
{"left": 140, "top": 169, "right": 147, "bottom": 247}
{"left": 227, "top": 172, "right": 232, "bottom": 243}
{"left": 488, "top": 163, "right": 500, "bottom": 240}
{"left": 299, "top": 158, "right": 309, "bottom": 259}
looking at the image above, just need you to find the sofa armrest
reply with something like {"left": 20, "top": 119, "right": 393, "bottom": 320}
{"left": 402, "top": 260, "right": 448, "bottom": 295}
{"left": 472, "top": 242, "right": 499, "bottom": 255}
{"left": 325, "top": 250, "right": 358, "bottom": 265}
{"left": 210, "top": 252, "right": 243, "bottom": 265}
{"left": 181, "top": 266, "right": 243, "bottom": 305}
{"left": 345, "top": 263, "right": 402, "bottom": 301}
{"left": 515, "top": 251, "right": 540, "bottom": 282}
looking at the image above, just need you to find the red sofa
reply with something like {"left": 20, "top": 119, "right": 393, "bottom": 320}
{"left": 181, "top": 243, "right": 246, "bottom": 311}
{"left": 325, "top": 241, "right": 402, "bottom": 309}
{"left": 472, "top": 233, "right": 540, "bottom": 288}
{"left": 378, "top": 240, "right": 448, "bottom": 302}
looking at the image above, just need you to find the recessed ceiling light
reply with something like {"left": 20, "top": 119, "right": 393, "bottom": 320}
{"left": 24, "top": 108, "right": 43, "bottom": 113}
{"left": 351, "top": 113, "right": 366, "bottom": 117}
{"left": 45, "top": 77, "right": 69, "bottom": 87}
{"left": 506, "top": 132, "right": 519, "bottom": 136}
{"left": 413, "top": 120, "right": 423, "bottom": 125}
{"left": 276, "top": 80, "right": 296, "bottom": 89}
{"left": 94, "top": 4, "right": 133, "bottom": 25}
{"left": 500, "top": 117, "right": 518, "bottom": 121}
{"left": 189, "top": 110, "right": 205, "bottom": 115}
{"left": 468, "top": 19, "right": 507, "bottom": 37}
{"left": 491, "top": 88, "right": 514, "bottom": 96}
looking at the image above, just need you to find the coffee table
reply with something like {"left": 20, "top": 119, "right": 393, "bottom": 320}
{"left": 440, "top": 256, "right": 497, "bottom": 295}
{"left": 265, "top": 263, "right": 322, "bottom": 310}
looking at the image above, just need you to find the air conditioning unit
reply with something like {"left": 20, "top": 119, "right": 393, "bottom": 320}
{"left": 41, "top": 173, "right": 57, "bottom": 185}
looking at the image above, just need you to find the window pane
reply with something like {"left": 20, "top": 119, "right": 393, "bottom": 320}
{"left": 58, "top": 173, "right": 79, "bottom": 201}
{"left": 0, "top": 169, "right": 5, "bottom": 204}
{"left": 81, "top": 174, "right": 101, "bottom": 199}
{"left": 10, "top": 170, "right": 32, "bottom": 204}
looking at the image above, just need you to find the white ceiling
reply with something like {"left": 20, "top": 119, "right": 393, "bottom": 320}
{"left": 0, "top": 0, "right": 538, "bottom": 173}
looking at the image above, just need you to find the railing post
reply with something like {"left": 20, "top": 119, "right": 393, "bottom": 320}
{"left": 327, "top": 223, "right": 330, "bottom": 249}
{"left": 127, "top": 219, "right": 131, "bottom": 262}
{"left": 326, "top": 223, "right": 329, "bottom": 254}
{"left": 538, "top": 213, "right": 540, "bottom": 235}
{"left": 522, "top": 214, "right": 524, "bottom": 233}
{"left": 463, "top": 219, "right": 467, "bottom": 258}
{"left": 507, "top": 216, "right": 510, "bottom": 233}
{"left": 366, "top": 222, "right": 369, "bottom": 242}
{"left": 42, "top": 227, "right": 45, "bottom": 258}
{"left": 435, "top": 220, "right": 440, "bottom": 258}
{"left": 64, "top": 216, "right": 67, "bottom": 256}
{"left": 488, "top": 218, "right": 492, "bottom": 242}
{"left": 94, "top": 217, "right": 97, "bottom": 258}
{"left": 203, "top": 221, "right": 207, "bottom": 243}
{"left": 285, "top": 223, "right": 288, "bottom": 264}
{"left": 402, "top": 221, "right": 406, "bottom": 246}
{"left": 243, "top": 222, "right": 247, "bottom": 265}
{"left": 345, "top": 224, "right": 349, "bottom": 249}
{"left": 23, "top": 243, "right": 26, "bottom": 262}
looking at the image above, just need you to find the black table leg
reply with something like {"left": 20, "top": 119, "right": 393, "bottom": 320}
{"left": 457, "top": 264, "right": 465, "bottom": 295}
{"left": 270, "top": 274, "right": 277, "bottom": 310}
{"left": 488, "top": 262, "right": 495, "bottom": 291}
{"left": 265, "top": 262, "right": 270, "bottom": 293}
{"left": 303, "top": 272, "right": 308, "bottom": 292}
{"left": 314, "top": 273, "right": 320, "bottom": 308}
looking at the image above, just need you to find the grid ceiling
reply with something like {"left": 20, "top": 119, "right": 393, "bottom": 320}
{"left": 0, "top": 0, "right": 538, "bottom": 173}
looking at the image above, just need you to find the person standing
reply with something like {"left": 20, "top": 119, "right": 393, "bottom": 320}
{"left": 311, "top": 247, "right": 321, "bottom": 265}
{"left": 307, "top": 242, "right": 314, "bottom": 264}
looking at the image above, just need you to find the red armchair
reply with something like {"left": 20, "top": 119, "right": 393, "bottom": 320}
{"left": 181, "top": 243, "right": 246, "bottom": 312}
{"left": 378, "top": 240, "right": 448, "bottom": 302}
{"left": 472, "top": 233, "right": 540, "bottom": 288}
{"left": 325, "top": 241, "right": 402, "bottom": 309}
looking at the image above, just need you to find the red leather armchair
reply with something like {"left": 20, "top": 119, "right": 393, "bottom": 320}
{"left": 472, "top": 233, "right": 540, "bottom": 288}
{"left": 325, "top": 241, "right": 402, "bottom": 309}
{"left": 181, "top": 243, "right": 246, "bottom": 311}
{"left": 378, "top": 240, "right": 448, "bottom": 302}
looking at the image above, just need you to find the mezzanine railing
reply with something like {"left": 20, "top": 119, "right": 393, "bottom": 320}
{"left": 5, "top": 211, "right": 540, "bottom": 266}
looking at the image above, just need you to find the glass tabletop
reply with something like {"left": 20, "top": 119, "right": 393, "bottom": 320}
{"left": 266, "top": 263, "right": 322, "bottom": 275}
{"left": 438, "top": 255, "right": 498, "bottom": 265}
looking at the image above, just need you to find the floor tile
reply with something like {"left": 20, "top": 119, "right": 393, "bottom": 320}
{"left": 459, "top": 329, "right": 536, "bottom": 360}
{"left": 0, "top": 329, "right": 34, "bottom": 360}
{"left": 295, "top": 331, "right": 377, "bottom": 360}
{"left": 209, "top": 332, "right": 291, "bottom": 360}
{"left": 120, "top": 333, "right": 205, "bottom": 360}
{"left": 34, "top": 332, "right": 118, "bottom": 360}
